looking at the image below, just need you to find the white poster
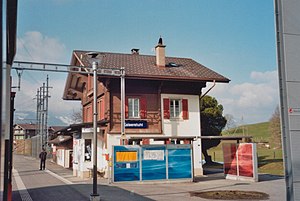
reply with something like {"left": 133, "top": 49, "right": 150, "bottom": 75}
{"left": 143, "top": 150, "right": 164, "bottom": 160}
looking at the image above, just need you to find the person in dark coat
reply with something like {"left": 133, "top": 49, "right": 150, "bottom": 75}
{"left": 39, "top": 148, "right": 47, "bottom": 170}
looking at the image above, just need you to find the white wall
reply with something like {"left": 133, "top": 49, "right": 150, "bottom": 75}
{"left": 81, "top": 133, "right": 93, "bottom": 172}
{"left": 56, "top": 149, "right": 65, "bottom": 167}
{"left": 161, "top": 94, "right": 202, "bottom": 175}
{"left": 73, "top": 130, "right": 107, "bottom": 178}
{"left": 105, "top": 94, "right": 203, "bottom": 175}
{"left": 161, "top": 94, "right": 200, "bottom": 137}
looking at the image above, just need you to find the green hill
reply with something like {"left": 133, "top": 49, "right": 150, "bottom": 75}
{"left": 224, "top": 122, "right": 271, "bottom": 144}
{"left": 207, "top": 122, "right": 284, "bottom": 175}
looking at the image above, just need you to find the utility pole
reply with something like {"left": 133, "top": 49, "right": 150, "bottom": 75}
{"left": 35, "top": 76, "right": 51, "bottom": 151}
{"left": 42, "top": 83, "right": 45, "bottom": 147}
{"left": 45, "top": 75, "right": 49, "bottom": 144}
{"left": 11, "top": 61, "right": 123, "bottom": 201}
{"left": 35, "top": 89, "right": 39, "bottom": 137}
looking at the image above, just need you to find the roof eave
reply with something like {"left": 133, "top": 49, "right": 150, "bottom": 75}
{"left": 124, "top": 74, "right": 230, "bottom": 83}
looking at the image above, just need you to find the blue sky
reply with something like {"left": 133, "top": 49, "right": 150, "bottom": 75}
{"left": 13, "top": 0, "right": 278, "bottom": 125}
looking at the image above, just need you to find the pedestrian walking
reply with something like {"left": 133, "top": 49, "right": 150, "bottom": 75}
{"left": 39, "top": 148, "right": 47, "bottom": 170}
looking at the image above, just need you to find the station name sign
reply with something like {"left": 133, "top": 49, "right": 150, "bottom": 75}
{"left": 125, "top": 120, "right": 148, "bottom": 128}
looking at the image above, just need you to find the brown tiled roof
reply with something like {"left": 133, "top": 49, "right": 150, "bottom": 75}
{"left": 73, "top": 50, "right": 230, "bottom": 83}
{"left": 48, "top": 135, "right": 72, "bottom": 145}
{"left": 14, "top": 124, "right": 38, "bottom": 130}
{"left": 49, "top": 126, "right": 66, "bottom": 132}
{"left": 14, "top": 124, "right": 64, "bottom": 131}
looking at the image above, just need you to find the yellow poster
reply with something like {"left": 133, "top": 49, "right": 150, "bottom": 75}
{"left": 116, "top": 151, "right": 137, "bottom": 162}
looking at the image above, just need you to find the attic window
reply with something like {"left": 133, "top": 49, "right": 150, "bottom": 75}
{"left": 86, "top": 52, "right": 99, "bottom": 58}
{"left": 167, "top": 62, "right": 180, "bottom": 67}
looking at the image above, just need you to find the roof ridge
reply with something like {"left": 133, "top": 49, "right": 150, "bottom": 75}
{"left": 73, "top": 50, "right": 193, "bottom": 60}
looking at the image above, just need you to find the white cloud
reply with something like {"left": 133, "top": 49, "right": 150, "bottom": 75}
{"left": 206, "top": 70, "right": 279, "bottom": 124}
{"left": 16, "top": 31, "right": 68, "bottom": 63}
{"left": 13, "top": 74, "right": 81, "bottom": 124}
{"left": 48, "top": 77, "right": 81, "bottom": 114}
{"left": 250, "top": 70, "right": 278, "bottom": 83}
{"left": 12, "top": 31, "right": 80, "bottom": 125}
{"left": 56, "top": 116, "right": 73, "bottom": 125}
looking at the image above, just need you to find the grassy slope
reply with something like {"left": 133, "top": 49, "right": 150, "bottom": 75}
{"left": 207, "top": 122, "right": 284, "bottom": 175}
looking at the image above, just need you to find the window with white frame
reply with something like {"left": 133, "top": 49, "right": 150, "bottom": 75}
{"left": 163, "top": 98, "right": 189, "bottom": 120}
{"left": 128, "top": 98, "right": 140, "bottom": 118}
{"left": 170, "top": 99, "right": 181, "bottom": 118}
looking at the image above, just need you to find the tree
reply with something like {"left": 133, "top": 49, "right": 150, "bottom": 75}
{"left": 200, "top": 95, "right": 227, "bottom": 164}
{"left": 224, "top": 114, "right": 236, "bottom": 134}
{"left": 71, "top": 109, "right": 82, "bottom": 124}
{"left": 269, "top": 106, "right": 282, "bottom": 148}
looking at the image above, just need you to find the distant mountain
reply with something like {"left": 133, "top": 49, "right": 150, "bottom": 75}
{"left": 14, "top": 110, "right": 70, "bottom": 126}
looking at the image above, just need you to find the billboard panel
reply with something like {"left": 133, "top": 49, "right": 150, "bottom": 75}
{"left": 223, "top": 143, "right": 258, "bottom": 182}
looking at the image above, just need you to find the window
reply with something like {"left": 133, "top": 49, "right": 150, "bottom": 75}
{"left": 163, "top": 98, "right": 189, "bottom": 120}
{"left": 84, "top": 105, "right": 93, "bottom": 123}
{"left": 128, "top": 98, "right": 140, "bottom": 118}
{"left": 125, "top": 97, "right": 147, "bottom": 119}
{"left": 170, "top": 99, "right": 180, "bottom": 118}
{"left": 84, "top": 139, "right": 92, "bottom": 161}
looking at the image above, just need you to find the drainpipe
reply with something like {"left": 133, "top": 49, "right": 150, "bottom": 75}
{"left": 200, "top": 80, "right": 216, "bottom": 100}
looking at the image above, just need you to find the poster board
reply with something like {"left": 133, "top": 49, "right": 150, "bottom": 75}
{"left": 112, "top": 144, "right": 192, "bottom": 182}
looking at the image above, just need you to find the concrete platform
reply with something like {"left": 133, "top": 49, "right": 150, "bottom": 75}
{"left": 12, "top": 154, "right": 285, "bottom": 201}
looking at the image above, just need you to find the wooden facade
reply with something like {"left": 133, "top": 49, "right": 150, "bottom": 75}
{"left": 78, "top": 76, "right": 207, "bottom": 137}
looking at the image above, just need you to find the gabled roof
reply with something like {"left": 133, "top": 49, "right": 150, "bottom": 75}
{"left": 73, "top": 50, "right": 230, "bottom": 82}
{"left": 48, "top": 135, "right": 72, "bottom": 145}
{"left": 14, "top": 124, "right": 65, "bottom": 131}
{"left": 14, "top": 124, "right": 37, "bottom": 130}
{"left": 49, "top": 126, "right": 66, "bottom": 132}
{"left": 63, "top": 49, "right": 230, "bottom": 100}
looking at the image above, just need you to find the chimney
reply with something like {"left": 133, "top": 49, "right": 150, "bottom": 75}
{"left": 155, "top": 37, "right": 166, "bottom": 67}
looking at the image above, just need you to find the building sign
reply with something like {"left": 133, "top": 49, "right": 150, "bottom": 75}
{"left": 125, "top": 120, "right": 147, "bottom": 128}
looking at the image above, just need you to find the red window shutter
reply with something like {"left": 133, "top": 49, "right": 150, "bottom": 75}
{"left": 125, "top": 98, "right": 129, "bottom": 119}
{"left": 83, "top": 107, "right": 87, "bottom": 122}
{"left": 163, "top": 98, "right": 170, "bottom": 119}
{"left": 100, "top": 100, "right": 105, "bottom": 120}
{"left": 182, "top": 99, "right": 189, "bottom": 120}
{"left": 97, "top": 101, "right": 101, "bottom": 121}
{"left": 140, "top": 97, "right": 147, "bottom": 119}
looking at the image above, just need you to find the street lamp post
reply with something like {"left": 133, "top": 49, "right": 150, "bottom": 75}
{"left": 120, "top": 67, "right": 126, "bottom": 145}
{"left": 90, "top": 61, "right": 100, "bottom": 201}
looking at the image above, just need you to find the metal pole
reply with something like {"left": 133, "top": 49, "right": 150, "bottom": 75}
{"left": 8, "top": 92, "right": 16, "bottom": 200}
{"left": 120, "top": 67, "right": 126, "bottom": 145}
{"left": 36, "top": 89, "right": 39, "bottom": 137}
{"left": 90, "top": 61, "right": 100, "bottom": 201}
{"left": 275, "top": 0, "right": 294, "bottom": 200}
{"left": 45, "top": 75, "right": 49, "bottom": 146}
{"left": 3, "top": 64, "right": 12, "bottom": 201}
{"left": 39, "top": 86, "right": 42, "bottom": 150}
{"left": 42, "top": 83, "right": 45, "bottom": 147}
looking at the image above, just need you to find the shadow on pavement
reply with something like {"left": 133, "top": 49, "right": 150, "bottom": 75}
{"left": 12, "top": 184, "right": 154, "bottom": 201}
{"left": 198, "top": 167, "right": 283, "bottom": 183}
